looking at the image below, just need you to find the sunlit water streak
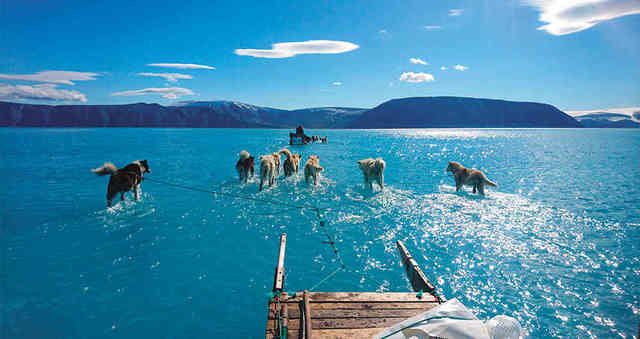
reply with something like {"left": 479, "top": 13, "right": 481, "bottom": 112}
{"left": 1, "top": 128, "right": 639, "bottom": 338}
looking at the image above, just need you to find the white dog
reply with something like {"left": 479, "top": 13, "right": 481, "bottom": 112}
{"left": 357, "top": 157, "right": 386, "bottom": 190}
{"left": 259, "top": 154, "right": 277, "bottom": 191}
{"left": 304, "top": 155, "right": 324, "bottom": 185}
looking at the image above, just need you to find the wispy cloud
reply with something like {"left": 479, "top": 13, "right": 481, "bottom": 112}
{"left": 525, "top": 0, "right": 640, "bottom": 35}
{"left": 137, "top": 72, "right": 193, "bottom": 82}
{"left": 399, "top": 72, "right": 435, "bottom": 83}
{"left": 332, "top": 81, "right": 342, "bottom": 86}
{"left": 147, "top": 63, "right": 215, "bottom": 70}
{"left": 424, "top": 25, "right": 442, "bottom": 30}
{"left": 0, "top": 71, "right": 99, "bottom": 85}
{"left": 453, "top": 64, "right": 469, "bottom": 71}
{"left": 410, "top": 57, "right": 428, "bottom": 65}
{"left": 440, "top": 66, "right": 448, "bottom": 70}
{"left": 112, "top": 87, "right": 194, "bottom": 100}
{"left": 0, "top": 83, "right": 87, "bottom": 102}
{"left": 449, "top": 9, "right": 463, "bottom": 16}
{"left": 235, "top": 40, "right": 359, "bottom": 58}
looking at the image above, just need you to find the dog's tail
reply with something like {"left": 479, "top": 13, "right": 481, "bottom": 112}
{"left": 92, "top": 162, "right": 118, "bottom": 176}
{"left": 239, "top": 150, "right": 250, "bottom": 160}
{"left": 279, "top": 148, "right": 293, "bottom": 158}
{"left": 482, "top": 174, "right": 498, "bottom": 187}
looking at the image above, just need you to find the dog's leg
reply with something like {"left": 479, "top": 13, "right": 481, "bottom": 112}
{"left": 379, "top": 173, "right": 384, "bottom": 189}
{"left": 455, "top": 178, "right": 462, "bottom": 192}
{"left": 120, "top": 192, "right": 125, "bottom": 201}
{"left": 478, "top": 183, "right": 485, "bottom": 196}
{"left": 260, "top": 178, "right": 264, "bottom": 191}
{"left": 134, "top": 185, "right": 140, "bottom": 200}
{"left": 107, "top": 188, "right": 117, "bottom": 207}
{"left": 472, "top": 184, "right": 477, "bottom": 194}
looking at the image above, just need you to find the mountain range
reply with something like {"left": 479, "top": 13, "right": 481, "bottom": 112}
{"left": 0, "top": 96, "right": 589, "bottom": 128}
{"left": 573, "top": 111, "right": 640, "bottom": 128}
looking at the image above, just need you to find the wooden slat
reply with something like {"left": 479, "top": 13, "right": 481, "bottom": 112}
{"left": 313, "top": 328, "right": 386, "bottom": 338}
{"left": 303, "top": 290, "right": 312, "bottom": 338}
{"left": 271, "top": 306, "right": 435, "bottom": 320}
{"left": 284, "top": 328, "right": 385, "bottom": 339}
{"left": 272, "top": 233, "right": 287, "bottom": 292}
{"left": 396, "top": 240, "right": 436, "bottom": 294}
{"left": 309, "top": 301, "right": 438, "bottom": 310}
{"left": 288, "top": 292, "right": 436, "bottom": 303}
{"left": 268, "top": 316, "right": 411, "bottom": 330}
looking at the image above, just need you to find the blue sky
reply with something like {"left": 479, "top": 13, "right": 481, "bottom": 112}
{"left": 1, "top": 0, "right": 639, "bottom": 111}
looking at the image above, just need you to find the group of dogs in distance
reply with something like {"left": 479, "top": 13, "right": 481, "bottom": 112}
{"left": 236, "top": 149, "right": 324, "bottom": 191}
{"left": 91, "top": 157, "right": 497, "bottom": 207}
{"left": 235, "top": 149, "right": 497, "bottom": 194}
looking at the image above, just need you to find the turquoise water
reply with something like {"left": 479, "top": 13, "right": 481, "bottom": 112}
{"left": 1, "top": 128, "right": 639, "bottom": 338}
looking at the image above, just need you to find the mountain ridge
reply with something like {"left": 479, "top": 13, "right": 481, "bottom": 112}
{"left": 1, "top": 96, "right": 582, "bottom": 128}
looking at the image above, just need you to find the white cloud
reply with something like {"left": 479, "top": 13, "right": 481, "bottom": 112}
{"left": 453, "top": 64, "right": 469, "bottom": 71}
{"left": 0, "top": 83, "right": 87, "bottom": 102}
{"left": 410, "top": 57, "right": 428, "bottom": 65}
{"left": 112, "top": 87, "right": 194, "bottom": 100}
{"left": 525, "top": 0, "right": 640, "bottom": 35}
{"left": 234, "top": 40, "right": 359, "bottom": 58}
{"left": 332, "top": 81, "right": 342, "bottom": 86}
{"left": 440, "top": 66, "right": 448, "bottom": 70}
{"left": 147, "top": 63, "right": 215, "bottom": 70}
{"left": 0, "top": 70, "right": 99, "bottom": 85}
{"left": 449, "top": 9, "right": 463, "bottom": 16}
{"left": 424, "top": 25, "right": 442, "bottom": 30}
{"left": 137, "top": 72, "right": 193, "bottom": 82}
{"left": 399, "top": 72, "right": 435, "bottom": 83}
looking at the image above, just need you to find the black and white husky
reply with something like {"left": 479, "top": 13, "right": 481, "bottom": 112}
{"left": 92, "top": 160, "right": 151, "bottom": 207}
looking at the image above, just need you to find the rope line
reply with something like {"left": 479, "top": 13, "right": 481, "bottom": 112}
{"left": 144, "top": 177, "right": 328, "bottom": 211}
{"left": 314, "top": 209, "right": 346, "bottom": 269}
{"left": 309, "top": 266, "right": 344, "bottom": 291}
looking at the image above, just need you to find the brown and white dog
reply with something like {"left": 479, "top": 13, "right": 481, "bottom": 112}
{"left": 236, "top": 150, "right": 255, "bottom": 183}
{"left": 259, "top": 154, "right": 278, "bottom": 191}
{"left": 92, "top": 160, "right": 151, "bottom": 207}
{"left": 304, "top": 155, "right": 324, "bottom": 185}
{"left": 279, "top": 148, "right": 301, "bottom": 177}
{"left": 357, "top": 158, "right": 386, "bottom": 190}
{"left": 446, "top": 161, "right": 497, "bottom": 195}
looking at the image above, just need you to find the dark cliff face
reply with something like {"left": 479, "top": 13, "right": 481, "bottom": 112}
{"left": 347, "top": 97, "right": 581, "bottom": 128}
{"left": 0, "top": 101, "right": 253, "bottom": 127}
{"left": 0, "top": 97, "right": 582, "bottom": 128}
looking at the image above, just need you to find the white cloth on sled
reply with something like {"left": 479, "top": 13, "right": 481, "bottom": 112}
{"left": 375, "top": 298, "right": 490, "bottom": 339}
